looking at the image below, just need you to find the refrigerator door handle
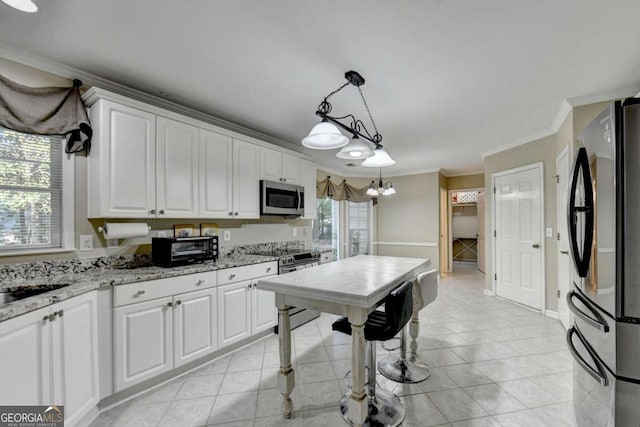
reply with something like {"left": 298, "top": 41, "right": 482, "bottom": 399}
{"left": 567, "top": 290, "right": 610, "bottom": 333}
{"left": 566, "top": 326, "right": 609, "bottom": 387}
{"left": 568, "top": 147, "right": 595, "bottom": 278}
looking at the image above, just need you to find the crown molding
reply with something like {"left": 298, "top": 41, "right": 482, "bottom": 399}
{"left": 442, "top": 169, "right": 485, "bottom": 178}
{"left": 0, "top": 42, "right": 306, "bottom": 156}
{"left": 566, "top": 83, "right": 640, "bottom": 107}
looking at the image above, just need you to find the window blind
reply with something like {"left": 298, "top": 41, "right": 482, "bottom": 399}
{"left": 0, "top": 127, "right": 63, "bottom": 251}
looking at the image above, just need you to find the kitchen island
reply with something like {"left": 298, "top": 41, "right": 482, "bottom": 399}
{"left": 258, "top": 255, "right": 430, "bottom": 426}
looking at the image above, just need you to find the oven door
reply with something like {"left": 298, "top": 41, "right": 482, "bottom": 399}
{"left": 260, "top": 180, "right": 304, "bottom": 216}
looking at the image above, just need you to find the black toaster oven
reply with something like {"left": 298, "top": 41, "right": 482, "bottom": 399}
{"left": 152, "top": 236, "right": 218, "bottom": 267}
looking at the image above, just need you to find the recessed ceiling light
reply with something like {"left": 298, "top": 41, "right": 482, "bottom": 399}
{"left": 2, "top": 0, "right": 38, "bottom": 12}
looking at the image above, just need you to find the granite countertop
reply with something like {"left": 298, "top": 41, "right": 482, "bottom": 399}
{"left": 0, "top": 254, "right": 277, "bottom": 323}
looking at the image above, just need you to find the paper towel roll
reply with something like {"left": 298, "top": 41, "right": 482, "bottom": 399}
{"left": 101, "top": 223, "right": 150, "bottom": 239}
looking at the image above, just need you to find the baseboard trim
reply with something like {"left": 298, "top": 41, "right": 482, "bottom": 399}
{"left": 483, "top": 289, "right": 495, "bottom": 296}
{"left": 545, "top": 309, "right": 559, "bottom": 319}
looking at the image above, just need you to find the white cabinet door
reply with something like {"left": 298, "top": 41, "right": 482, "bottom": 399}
{"left": 200, "top": 129, "right": 233, "bottom": 218}
{"left": 0, "top": 306, "right": 51, "bottom": 405}
{"left": 282, "top": 153, "right": 302, "bottom": 184}
{"left": 173, "top": 288, "right": 217, "bottom": 367}
{"left": 301, "top": 159, "right": 317, "bottom": 219}
{"left": 217, "top": 280, "right": 251, "bottom": 347}
{"left": 156, "top": 116, "right": 199, "bottom": 218}
{"left": 259, "top": 146, "right": 282, "bottom": 182}
{"left": 232, "top": 139, "right": 260, "bottom": 219}
{"left": 51, "top": 291, "right": 99, "bottom": 426}
{"left": 88, "top": 100, "right": 156, "bottom": 218}
{"left": 251, "top": 276, "right": 277, "bottom": 334}
{"left": 114, "top": 297, "right": 173, "bottom": 391}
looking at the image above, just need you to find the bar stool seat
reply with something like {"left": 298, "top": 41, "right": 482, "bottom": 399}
{"left": 377, "top": 269, "right": 438, "bottom": 384}
{"left": 332, "top": 281, "right": 413, "bottom": 427}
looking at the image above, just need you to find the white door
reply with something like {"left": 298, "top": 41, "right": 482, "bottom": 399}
{"left": 557, "top": 148, "right": 571, "bottom": 329}
{"left": 494, "top": 164, "right": 544, "bottom": 310}
{"left": 217, "top": 281, "right": 251, "bottom": 347}
{"left": 199, "top": 129, "right": 233, "bottom": 217}
{"left": 281, "top": 153, "right": 302, "bottom": 184}
{"left": 232, "top": 138, "right": 260, "bottom": 219}
{"left": 477, "top": 190, "right": 486, "bottom": 273}
{"left": 173, "top": 288, "right": 217, "bottom": 367}
{"left": 114, "top": 297, "right": 173, "bottom": 391}
{"left": 93, "top": 100, "right": 156, "bottom": 218}
{"left": 259, "top": 147, "right": 282, "bottom": 182}
{"left": 439, "top": 188, "right": 448, "bottom": 273}
{"left": 252, "top": 276, "right": 277, "bottom": 334}
{"left": 301, "top": 160, "right": 317, "bottom": 219}
{"left": 51, "top": 291, "right": 99, "bottom": 426}
{"left": 0, "top": 305, "right": 51, "bottom": 405}
{"left": 156, "top": 116, "right": 199, "bottom": 218}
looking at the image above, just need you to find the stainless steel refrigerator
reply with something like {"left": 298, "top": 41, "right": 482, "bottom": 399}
{"left": 567, "top": 98, "right": 640, "bottom": 426}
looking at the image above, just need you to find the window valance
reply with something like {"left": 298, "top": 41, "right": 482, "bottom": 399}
{"left": 0, "top": 74, "right": 92, "bottom": 153}
{"left": 316, "top": 176, "right": 374, "bottom": 203}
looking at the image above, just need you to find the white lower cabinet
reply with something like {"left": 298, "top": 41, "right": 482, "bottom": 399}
{"left": 0, "top": 291, "right": 99, "bottom": 427}
{"left": 218, "top": 273, "right": 278, "bottom": 347}
{"left": 173, "top": 288, "right": 217, "bottom": 367}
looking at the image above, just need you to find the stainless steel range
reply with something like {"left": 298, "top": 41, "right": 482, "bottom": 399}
{"left": 250, "top": 248, "right": 321, "bottom": 329}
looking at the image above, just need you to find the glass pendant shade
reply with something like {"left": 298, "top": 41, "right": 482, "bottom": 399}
{"left": 361, "top": 147, "right": 396, "bottom": 167}
{"left": 302, "top": 121, "right": 349, "bottom": 150}
{"left": 2, "top": 0, "right": 37, "bottom": 12}
{"left": 366, "top": 181, "right": 378, "bottom": 196}
{"left": 336, "top": 136, "right": 374, "bottom": 159}
{"left": 383, "top": 184, "right": 396, "bottom": 195}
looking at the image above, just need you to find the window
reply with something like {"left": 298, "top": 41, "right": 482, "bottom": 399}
{"left": 347, "top": 201, "right": 371, "bottom": 256}
{"left": 312, "top": 198, "right": 340, "bottom": 259}
{"left": 0, "top": 127, "right": 72, "bottom": 252}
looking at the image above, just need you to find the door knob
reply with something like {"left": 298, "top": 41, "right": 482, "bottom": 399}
{"left": 532, "top": 243, "right": 540, "bottom": 249}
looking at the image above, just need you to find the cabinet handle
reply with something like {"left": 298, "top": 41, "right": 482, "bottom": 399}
{"left": 283, "top": 178, "right": 286, "bottom": 182}
{"left": 228, "top": 212, "right": 233, "bottom": 216}
{"left": 49, "top": 312, "right": 57, "bottom": 322}
{"left": 234, "top": 212, "right": 238, "bottom": 216}
{"left": 229, "top": 274, "right": 236, "bottom": 279}
{"left": 167, "top": 302, "right": 173, "bottom": 308}
{"left": 175, "top": 300, "right": 182, "bottom": 306}
{"left": 136, "top": 290, "right": 146, "bottom": 295}
{"left": 150, "top": 209, "right": 156, "bottom": 214}
{"left": 266, "top": 267, "right": 272, "bottom": 272}
{"left": 279, "top": 178, "right": 283, "bottom": 181}
{"left": 196, "top": 280, "right": 204, "bottom": 286}
{"left": 532, "top": 243, "right": 540, "bottom": 249}
{"left": 159, "top": 210, "right": 165, "bottom": 215}
{"left": 560, "top": 250, "right": 569, "bottom": 255}
{"left": 57, "top": 309, "right": 63, "bottom": 317}
{"left": 43, "top": 315, "right": 51, "bottom": 322}
{"left": 247, "top": 283, "right": 252, "bottom": 289}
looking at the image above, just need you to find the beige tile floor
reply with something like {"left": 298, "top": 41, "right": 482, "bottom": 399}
{"left": 91, "top": 263, "right": 576, "bottom": 427}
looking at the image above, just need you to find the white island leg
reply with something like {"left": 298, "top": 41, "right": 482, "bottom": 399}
{"left": 277, "top": 302, "right": 295, "bottom": 418}
{"left": 345, "top": 309, "right": 368, "bottom": 426}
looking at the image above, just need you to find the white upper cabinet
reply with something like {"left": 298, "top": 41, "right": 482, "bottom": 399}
{"left": 87, "top": 100, "right": 156, "bottom": 218}
{"left": 233, "top": 138, "right": 260, "bottom": 219}
{"left": 301, "top": 159, "right": 317, "bottom": 219}
{"left": 260, "top": 146, "right": 302, "bottom": 184}
{"left": 156, "top": 116, "right": 199, "bottom": 218}
{"left": 199, "top": 129, "right": 233, "bottom": 217}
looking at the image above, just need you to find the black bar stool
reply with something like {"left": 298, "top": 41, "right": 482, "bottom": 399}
{"left": 378, "top": 269, "right": 438, "bottom": 384}
{"left": 331, "top": 280, "right": 413, "bottom": 427}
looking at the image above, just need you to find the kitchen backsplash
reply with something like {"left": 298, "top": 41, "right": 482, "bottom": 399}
{"left": 0, "top": 240, "right": 304, "bottom": 281}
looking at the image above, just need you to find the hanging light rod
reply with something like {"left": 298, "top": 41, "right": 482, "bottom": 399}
{"left": 303, "top": 71, "right": 394, "bottom": 166}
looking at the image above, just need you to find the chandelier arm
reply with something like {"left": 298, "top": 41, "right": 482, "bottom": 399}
{"left": 317, "top": 111, "right": 382, "bottom": 147}
{"left": 324, "top": 81, "right": 350, "bottom": 101}
{"left": 358, "top": 86, "right": 380, "bottom": 136}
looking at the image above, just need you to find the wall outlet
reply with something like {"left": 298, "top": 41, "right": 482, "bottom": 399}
{"left": 79, "top": 235, "right": 93, "bottom": 251}
{"left": 107, "top": 239, "right": 119, "bottom": 248}
{"left": 223, "top": 230, "right": 231, "bottom": 241}
{"left": 292, "top": 228, "right": 298, "bottom": 237}
{"left": 546, "top": 227, "right": 553, "bottom": 238}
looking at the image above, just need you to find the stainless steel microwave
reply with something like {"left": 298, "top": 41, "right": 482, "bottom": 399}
{"left": 260, "top": 180, "right": 304, "bottom": 217}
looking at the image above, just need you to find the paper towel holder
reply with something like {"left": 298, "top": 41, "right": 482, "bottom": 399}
{"left": 98, "top": 222, "right": 151, "bottom": 238}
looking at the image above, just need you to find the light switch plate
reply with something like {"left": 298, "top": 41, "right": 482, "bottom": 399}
{"left": 223, "top": 230, "right": 231, "bottom": 241}
{"left": 79, "top": 235, "right": 93, "bottom": 251}
{"left": 293, "top": 228, "right": 298, "bottom": 237}
{"left": 546, "top": 227, "right": 553, "bottom": 238}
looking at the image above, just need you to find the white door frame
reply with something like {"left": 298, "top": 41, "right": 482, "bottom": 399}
{"left": 448, "top": 187, "right": 484, "bottom": 271}
{"left": 556, "top": 146, "right": 571, "bottom": 327}
{"left": 491, "top": 162, "right": 546, "bottom": 313}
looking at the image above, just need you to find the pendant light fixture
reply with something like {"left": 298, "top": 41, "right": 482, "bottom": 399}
{"left": 303, "top": 71, "right": 394, "bottom": 166}
{"left": 367, "top": 169, "right": 396, "bottom": 197}
{"left": 1, "top": 0, "right": 37, "bottom": 12}
{"left": 361, "top": 146, "right": 396, "bottom": 167}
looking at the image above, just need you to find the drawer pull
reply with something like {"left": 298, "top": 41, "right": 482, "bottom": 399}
{"left": 175, "top": 300, "right": 182, "bottom": 306}
{"left": 167, "top": 302, "right": 173, "bottom": 308}
{"left": 43, "top": 315, "right": 50, "bottom": 322}
{"left": 136, "top": 290, "right": 146, "bottom": 296}
{"left": 57, "top": 309, "right": 64, "bottom": 317}
{"left": 266, "top": 267, "right": 272, "bottom": 272}
{"left": 229, "top": 274, "right": 236, "bottom": 279}
{"left": 196, "top": 280, "right": 204, "bottom": 286}
{"left": 247, "top": 283, "right": 252, "bottom": 289}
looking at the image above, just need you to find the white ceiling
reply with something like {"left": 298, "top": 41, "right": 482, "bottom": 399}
{"left": 1, "top": 1, "right": 639, "bottom": 177}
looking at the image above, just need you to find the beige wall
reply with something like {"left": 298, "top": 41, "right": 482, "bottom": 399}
{"left": 484, "top": 134, "right": 558, "bottom": 310}
{"left": 376, "top": 172, "right": 440, "bottom": 268}
{"left": 447, "top": 174, "right": 484, "bottom": 190}
{"left": 0, "top": 59, "right": 311, "bottom": 265}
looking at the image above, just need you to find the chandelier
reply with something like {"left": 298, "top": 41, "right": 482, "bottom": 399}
{"left": 302, "top": 71, "right": 395, "bottom": 167}
{"left": 366, "top": 169, "right": 396, "bottom": 197}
